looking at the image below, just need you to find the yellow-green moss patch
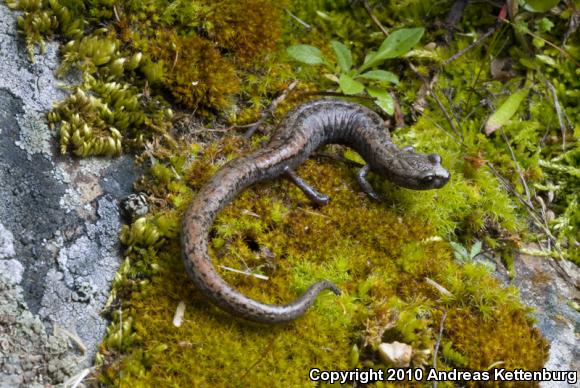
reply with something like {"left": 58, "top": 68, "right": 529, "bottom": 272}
{"left": 99, "top": 137, "right": 548, "bottom": 386}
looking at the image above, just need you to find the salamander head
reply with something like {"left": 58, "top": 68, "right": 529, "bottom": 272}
{"left": 378, "top": 148, "right": 450, "bottom": 190}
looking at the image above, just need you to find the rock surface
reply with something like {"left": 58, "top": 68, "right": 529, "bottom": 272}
{"left": 512, "top": 249, "right": 579, "bottom": 387}
{"left": 0, "top": 4, "right": 139, "bottom": 385}
{"left": 490, "top": 244, "right": 580, "bottom": 387}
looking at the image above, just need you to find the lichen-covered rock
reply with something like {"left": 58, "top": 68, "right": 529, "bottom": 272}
{"left": 0, "top": 3, "right": 139, "bottom": 384}
{"left": 511, "top": 246, "right": 580, "bottom": 383}
{"left": 0, "top": 273, "right": 77, "bottom": 387}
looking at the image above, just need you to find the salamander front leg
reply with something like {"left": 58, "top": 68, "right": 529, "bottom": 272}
{"left": 284, "top": 168, "right": 330, "bottom": 206}
{"left": 357, "top": 165, "right": 381, "bottom": 201}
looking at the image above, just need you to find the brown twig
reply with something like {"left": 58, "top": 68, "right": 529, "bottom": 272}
{"left": 500, "top": 128, "right": 533, "bottom": 207}
{"left": 408, "top": 63, "right": 463, "bottom": 141}
{"left": 192, "top": 128, "right": 228, "bottom": 133}
{"left": 284, "top": 8, "right": 312, "bottom": 29}
{"left": 442, "top": 24, "right": 501, "bottom": 66}
{"left": 441, "top": 88, "right": 462, "bottom": 132}
{"left": 361, "top": 0, "right": 389, "bottom": 36}
{"left": 485, "top": 161, "right": 556, "bottom": 245}
{"left": 545, "top": 80, "right": 569, "bottom": 150}
{"left": 432, "top": 309, "right": 448, "bottom": 388}
{"left": 503, "top": 19, "right": 580, "bottom": 67}
{"left": 486, "top": 171, "right": 577, "bottom": 288}
{"left": 242, "top": 81, "right": 299, "bottom": 138}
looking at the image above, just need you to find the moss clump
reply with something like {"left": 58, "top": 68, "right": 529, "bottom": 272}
{"left": 204, "top": 0, "right": 286, "bottom": 66}
{"left": 143, "top": 31, "right": 240, "bottom": 111}
{"left": 97, "top": 135, "right": 548, "bottom": 386}
{"left": 8, "top": 0, "right": 292, "bottom": 156}
{"left": 113, "top": 0, "right": 289, "bottom": 112}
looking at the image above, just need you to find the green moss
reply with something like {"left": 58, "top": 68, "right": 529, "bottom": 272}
{"left": 98, "top": 136, "right": 548, "bottom": 386}
{"left": 144, "top": 31, "right": 240, "bottom": 111}
{"left": 8, "top": 0, "right": 293, "bottom": 155}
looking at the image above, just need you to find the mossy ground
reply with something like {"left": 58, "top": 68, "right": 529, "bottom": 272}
{"left": 100, "top": 136, "right": 547, "bottom": 386}
{"left": 6, "top": 0, "right": 578, "bottom": 386}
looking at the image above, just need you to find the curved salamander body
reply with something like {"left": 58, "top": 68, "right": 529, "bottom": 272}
{"left": 181, "top": 99, "right": 450, "bottom": 323}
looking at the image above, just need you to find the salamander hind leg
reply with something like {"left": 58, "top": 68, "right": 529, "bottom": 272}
{"left": 284, "top": 167, "right": 330, "bottom": 206}
{"left": 357, "top": 165, "right": 382, "bottom": 201}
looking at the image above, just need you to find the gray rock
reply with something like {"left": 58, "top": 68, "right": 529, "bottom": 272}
{"left": 0, "top": 273, "right": 77, "bottom": 388}
{"left": 0, "top": 223, "right": 16, "bottom": 259}
{"left": 0, "top": 3, "right": 140, "bottom": 385}
{"left": 0, "top": 259, "right": 24, "bottom": 284}
{"left": 509, "top": 246, "right": 579, "bottom": 387}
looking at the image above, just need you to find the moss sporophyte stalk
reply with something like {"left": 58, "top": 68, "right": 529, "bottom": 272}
{"left": 7, "top": 0, "right": 578, "bottom": 385}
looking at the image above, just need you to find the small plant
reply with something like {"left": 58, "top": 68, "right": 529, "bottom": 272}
{"left": 286, "top": 27, "right": 425, "bottom": 115}
{"left": 450, "top": 240, "right": 482, "bottom": 263}
{"left": 449, "top": 240, "right": 495, "bottom": 272}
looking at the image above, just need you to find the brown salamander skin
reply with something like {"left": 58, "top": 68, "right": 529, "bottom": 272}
{"left": 181, "top": 99, "right": 450, "bottom": 323}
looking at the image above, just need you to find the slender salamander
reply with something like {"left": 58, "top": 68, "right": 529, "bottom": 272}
{"left": 181, "top": 99, "right": 450, "bottom": 323}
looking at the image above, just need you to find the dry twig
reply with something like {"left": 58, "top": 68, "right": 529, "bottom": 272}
{"left": 361, "top": 0, "right": 389, "bottom": 36}
{"left": 284, "top": 8, "right": 312, "bottom": 29}
{"left": 432, "top": 309, "right": 448, "bottom": 388}
{"left": 444, "top": 0, "right": 470, "bottom": 42}
{"left": 545, "top": 80, "right": 570, "bottom": 150}
{"left": 242, "top": 81, "right": 299, "bottom": 138}
{"left": 219, "top": 265, "right": 269, "bottom": 280}
{"left": 408, "top": 63, "right": 463, "bottom": 141}
{"left": 443, "top": 24, "right": 500, "bottom": 66}
{"left": 485, "top": 162, "right": 554, "bottom": 243}
{"left": 500, "top": 128, "right": 533, "bottom": 207}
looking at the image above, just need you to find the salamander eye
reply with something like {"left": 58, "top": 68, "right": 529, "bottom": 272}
{"left": 421, "top": 175, "right": 435, "bottom": 184}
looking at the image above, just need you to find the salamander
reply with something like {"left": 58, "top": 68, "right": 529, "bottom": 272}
{"left": 181, "top": 99, "right": 450, "bottom": 323}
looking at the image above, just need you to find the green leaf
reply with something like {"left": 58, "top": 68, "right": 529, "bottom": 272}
{"left": 535, "top": 54, "right": 556, "bottom": 67}
{"left": 537, "top": 17, "right": 555, "bottom": 33}
{"left": 339, "top": 74, "right": 365, "bottom": 95}
{"left": 363, "top": 51, "right": 376, "bottom": 64}
{"left": 361, "top": 27, "right": 425, "bottom": 70}
{"left": 484, "top": 88, "right": 529, "bottom": 135}
{"left": 470, "top": 240, "right": 482, "bottom": 259}
{"left": 449, "top": 241, "right": 469, "bottom": 262}
{"left": 519, "top": 58, "right": 538, "bottom": 69}
{"left": 287, "top": 45, "right": 325, "bottom": 65}
{"left": 523, "top": 0, "right": 559, "bottom": 12}
{"left": 357, "top": 70, "right": 399, "bottom": 84}
{"left": 367, "top": 87, "right": 394, "bottom": 115}
{"left": 331, "top": 40, "right": 352, "bottom": 72}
